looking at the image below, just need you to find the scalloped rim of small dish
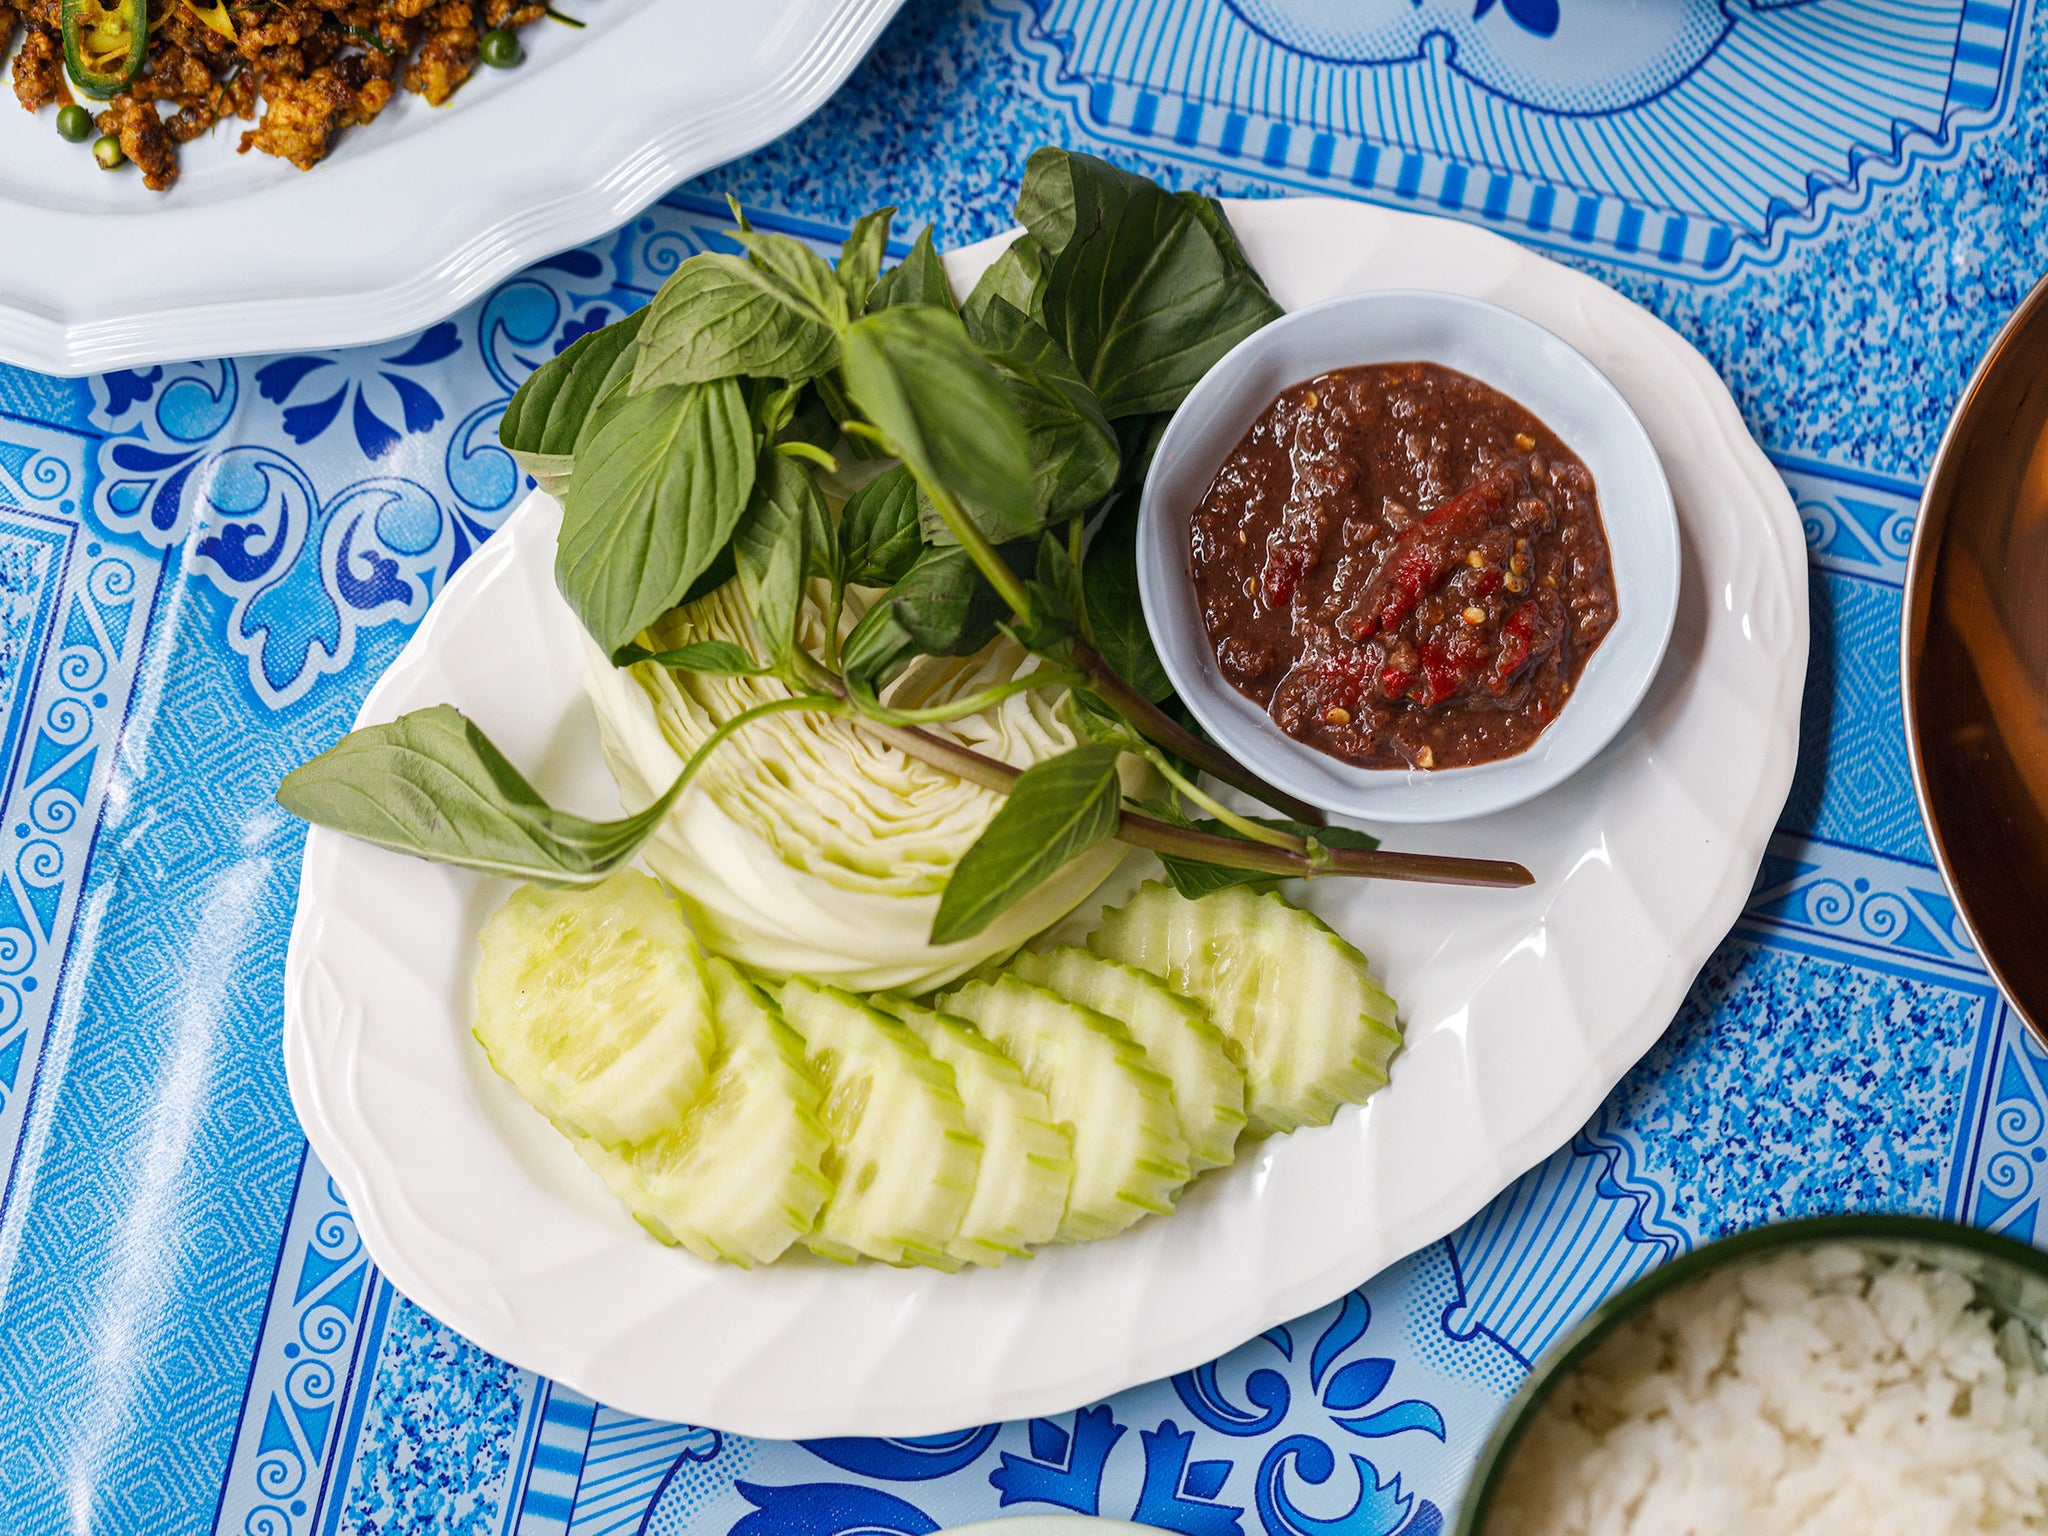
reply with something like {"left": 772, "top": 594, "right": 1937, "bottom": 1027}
{"left": 1136, "top": 289, "right": 1680, "bottom": 825}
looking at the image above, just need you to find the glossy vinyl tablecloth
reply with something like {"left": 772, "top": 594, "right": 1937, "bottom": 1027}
{"left": 0, "top": 3, "right": 2039, "bottom": 1532}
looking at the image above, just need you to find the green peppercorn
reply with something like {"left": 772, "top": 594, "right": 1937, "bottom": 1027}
{"left": 56, "top": 104, "right": 94, "bottom": 143}
{"left": 92, "top": 133, "right": 124, "bottom": 171}
{"left": 479, "top": 27, "right": 521, "bottom": 66}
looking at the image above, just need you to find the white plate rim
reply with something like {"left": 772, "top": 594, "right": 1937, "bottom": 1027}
{"left": 281, "top": 197, "right": 1807, "bottom": 1438}
{"left": 0, "top": 0, "right": 905, "bottom": 376}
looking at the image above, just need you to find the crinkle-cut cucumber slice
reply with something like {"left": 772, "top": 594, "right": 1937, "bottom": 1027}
{"left": 939, "top": 974, "right": 1189, "bottom": 1243}
{"left": 1010, "top": 946, "right": 1246, "bottom": 1172}
{"left": 1088, "top": 882, "right": 1401, "bottom": 1134}
{"left": 572, "top": 959, "right": 832, "bottom": 1267}
{"left": 872, "top": 995, "right": 1074, "bottom": 1265}
{"left": 473, "top": 871, "right": 716, "bottom": 1148}
{"left": 779, "top": 979, "right": 980, "bottom": 1269}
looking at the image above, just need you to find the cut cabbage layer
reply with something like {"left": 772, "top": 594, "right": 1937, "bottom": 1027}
{"left": 472, "top": 871, "right": 716, "bottom": 1148}
{"left": 582, "top": 582, "right": 1145, "bottom": 993}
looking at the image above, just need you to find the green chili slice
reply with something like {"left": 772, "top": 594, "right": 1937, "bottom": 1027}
{"left": 62, "top": 0, "right": 149, "bottom": 100}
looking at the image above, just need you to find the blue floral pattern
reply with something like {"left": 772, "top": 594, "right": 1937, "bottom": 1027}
{"left": 0, "top": 6, "right": 2046, "bottom": 1536}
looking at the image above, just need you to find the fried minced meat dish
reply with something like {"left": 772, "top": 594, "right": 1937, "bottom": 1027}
{"left": 5, "top": 0, "right": 545, "bottom": 190}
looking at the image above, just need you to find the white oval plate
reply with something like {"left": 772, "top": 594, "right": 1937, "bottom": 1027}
{"left": 282, "top": 199, "right": 1807, "bottom": 1438}
{"left": 0, "top": 0, "right": 904, "bottom": 376}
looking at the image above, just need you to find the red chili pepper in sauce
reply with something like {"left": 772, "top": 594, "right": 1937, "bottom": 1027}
{"left": 1491, "top": 603, "right": 1538, "bottom": 693}
{"left": 1417, "top": 644, "right": 1469, "bottom": 706}
{"left": 1350, "top": 471, "right": 1520, "bottom": 639}
{"left": 1261, "top": 542, "right": 1314, "bottom": 607}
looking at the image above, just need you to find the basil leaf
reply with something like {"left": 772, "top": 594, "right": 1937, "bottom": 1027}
{"left": 499, "top": 343, "right": 567, "bottom": 449}
{"left": 507, "top": 450, "right": 575, "bottom": 498}
{"left": 731, "top": 227, "right": 852, "bottom": 329}
{"left": 839, "top": 206, "right": 895, "bottom": 312}
{"left": 960, "top": 234, "right": 1046, "bottom": 330}
{"left": 680, "top": 545, "right": 737, "bottom": 606}
{"left": 614, "top": 639, "right": 768, "bottom": 676}
{"left": 749, "top": 377, "right": 803, "bottom": 440}
{"left": 782, "top": 385, "right": 839, "bottom": 455}
{"left": 733, "top": 449, "right": 826, "bottom": 670}
{"left": 1012, "top": 532, "right": 1082, "bottom": 654}
{"left": 969, "top": 296, "right": 1120, "bottom": 524}
{"left": 632, "top": 254, "right": 839, "bottom": 392}
{"left": 840, "top": 464, "right": 923, "bottom": 587}
{"left": 537, "top": 309, "right": 647, "bottom": 454}
{"left": 1176, "top": 189, "right": 1277, "bottom": 302}
{"left": 1113, "top": 412, "right": 1169, "bottom": 493}
{"left": 891, "top": 544, "right": 1010, "bottom": 653}
{"left": 557, "top": 376, "right": 757, "bottom": 659}
{"left": 501, "top": 311, "right": 644, "bottom": 450}
{"left": 868, "top": 225, "right": 955, "bottom": 311}
{"left": 1158, "top": 820, "right": 1380, "bottom": 900}
{"left": 276, "top": 705, "right": 679, "bottom": 883}
{"left": 930, "top": 742, "right": 1125, "bottom": 943}
{"left": 1083, "top": 492, "right": 1172, "bottom": 702}
{"left": 838, "top": 601, "right": 914, "bottom": 701}
{"left": 1017, "top": 148, "right": 1282, "bottom": 419}
{"left": 500, "top": 310, "right": 650, "bottom": 494}
{"left": 840, "top": 545, "right": 1005, "bottom": 699}
{"left": 840, "top": 304, "right": 1037, "bottom": 544}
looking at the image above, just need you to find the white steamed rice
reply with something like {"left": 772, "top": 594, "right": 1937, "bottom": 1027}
{"left": 1486, "top": 1244, "right": 2048, "bottom": 1536}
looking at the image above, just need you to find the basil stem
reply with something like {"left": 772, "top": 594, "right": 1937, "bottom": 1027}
{"left": 1072, "top": 644, "right": 1325, "bottom": 826}
{"left": 861, "top": 719, "right": 1532, "bottom": 890}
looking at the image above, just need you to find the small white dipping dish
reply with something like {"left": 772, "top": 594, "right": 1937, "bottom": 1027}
{"left": 1137, "top": 289, "right": 1679, "bottom": 825}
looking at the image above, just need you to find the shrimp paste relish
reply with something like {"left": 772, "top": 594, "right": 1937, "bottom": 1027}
{"left": 1188, "top": 362, "right": 1619, "bottom": 770}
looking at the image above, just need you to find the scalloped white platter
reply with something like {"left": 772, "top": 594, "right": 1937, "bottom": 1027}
{"left": 282, "top": 198, "right": 1807, "bottom": 1438}
{"left": 0, "top": 0, "right": 904, "bottom": 376}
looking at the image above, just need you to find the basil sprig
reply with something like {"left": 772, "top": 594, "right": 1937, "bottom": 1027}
{"left": 284, "top": 152, "right": 1531, "bottom": 939}
{"left": 556, "top": 376, "right": 756, "bottom": 660}
{"left": 277, "top": 705, "right": 685, "bottom": 883}
{"left": 929, "top": 744, "right": 1124, "bottom": 945}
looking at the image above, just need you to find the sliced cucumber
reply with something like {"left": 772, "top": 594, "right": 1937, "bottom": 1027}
{"left": 779, "top": 979, "right": 980, "bottom": 1269}
{"left": 573, "top": 959, "right": 831, "bottom": 1267}
{"left": 939, "top": 974, "right": 1189, "bottom": 1242}
{"left": 1010, "top": 946, "right": 1246, "bottom": 1172}
{"left": 1088, "top": 882, "right": 1401, "bottom": 1134}
{"left": 473, "top": 871, "right": 716, "bottom": 1148}
{"left": 872, "top": 995, "right": 1073, "bottom": 1265}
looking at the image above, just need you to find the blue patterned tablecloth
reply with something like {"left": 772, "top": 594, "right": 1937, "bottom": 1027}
{"left": 0, "top": 3, "right": 2041, "bottom": 1532}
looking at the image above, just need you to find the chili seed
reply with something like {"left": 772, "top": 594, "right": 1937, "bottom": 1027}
{"left": 57, "top": 104, "right": 94, "bottom": 142}
{"left": 1302, "top": 390, "right": 1319, "bottom": 410}
{"left": 479, "top": 26, "right": 522, "bottom": 65}
{"left": 92, "top": 134, "right": 124, "bottom": 171}
{"left": 1324, "top": 706, "right": 1350, "bottom": 725}
{"left": 1465, "top": 549, "right": 1484, "bottom": 568}
{"left": 1514, "top": 432, "right": 1536, "bottom": 451}
{"left": 1241, "top": 578, "right": 1257, "bottom": 597}
{"left": 1462, "top": 605, "right": 1486, "bottom": 625}
{"left": 1504, "top": 574, "right": 1526, "bottom": 593}
{"left": 1416, "top": 746, "right": 1435, "bottom": 769}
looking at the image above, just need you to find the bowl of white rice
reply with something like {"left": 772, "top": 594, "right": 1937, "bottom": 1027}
{"left": 1457, "top": 1215, "right": 2048, "bottom": 1536}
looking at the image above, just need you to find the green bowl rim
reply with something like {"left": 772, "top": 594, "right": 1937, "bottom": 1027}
{"left": 1450, "top": 1212, "right": 2048, "bottom": 1535}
